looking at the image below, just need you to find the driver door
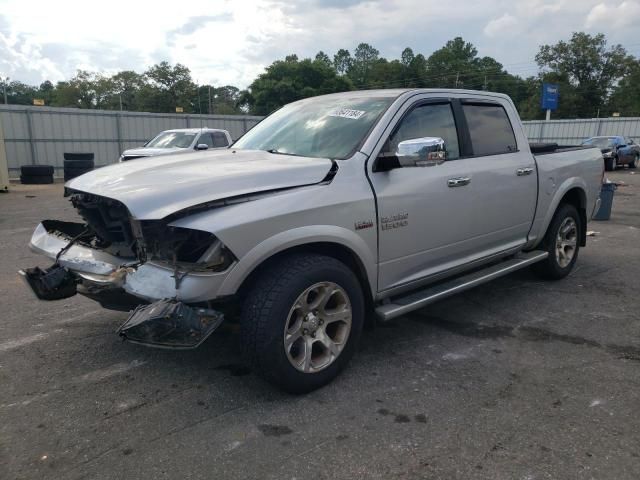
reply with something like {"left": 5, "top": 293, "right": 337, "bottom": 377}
{"left": 369, "top": 97, "right": 536, "bottom": 293}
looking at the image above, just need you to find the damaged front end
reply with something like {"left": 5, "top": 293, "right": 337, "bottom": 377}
{"left": 117, "top": 299, "right": 224, "bottom": 349}
{"left": 21, "top": 192, "right": 236, "bottom": 348}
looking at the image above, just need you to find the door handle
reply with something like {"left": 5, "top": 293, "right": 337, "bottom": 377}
{"left": 447, "top": 176, "right": 471, "bottom": 187}
{"left": 516, "top": 167, "right": 534, "bottom": 176}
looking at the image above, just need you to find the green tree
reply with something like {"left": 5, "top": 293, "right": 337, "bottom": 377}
{"left": 50, "top": 70, "right": 99, "bottom": 108}
{"left": 4, "top": 81, "right": 38, "bottom": 105}
{"left": 607, "top": 60, "right": 640, "bottom": 116}
{"left": 333, "top": 49, "right": 352, "bottom": 75}
{"left": 401, "top": 47, "right": 415, "bottom": 67}
{"left": 241, "top": 56, "right": 353, "bottom": 115}
{"left": 348, "top": 43, "right": 379, "bottom": 87}
{"left": 535, "top": 32, "right": 634, "bottom": 117}
{"left": 426, "top": 37, "right": 479, "bottom": 88}
{"left": 314, "top": 51, "right": 333, "bottom": 69}
{"left": 143, "top": 62, "right": 197, "bottom": 112}
{"left": 109, "top": 71, "right": 146, "bottom": 110}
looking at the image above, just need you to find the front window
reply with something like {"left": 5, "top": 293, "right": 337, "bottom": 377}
{"left": 146, "top": 131, "right": 197, "bottom": 148}
{"left": 233, "top": 96, "right": 395, "bottom": 159}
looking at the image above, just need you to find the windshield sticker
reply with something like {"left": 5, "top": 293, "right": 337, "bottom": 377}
{"left": 328, "top": 108, "right": 366, "bottom": 120}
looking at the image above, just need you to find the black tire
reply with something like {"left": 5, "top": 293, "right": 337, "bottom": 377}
{"left": 64, "top": 167, "right": 93, "bottom": 181}
{"left": 63, "top": 152, "right": 94, "bottom": 161}
{"left": 532, "top": 203, "right": 581, "bottom": 280}
{"left": 630, "top": 154, "right": 639, "bottom": 169}
{"left": 604, "top": 156, "right": 616, "bottom": 171}
{"left": 65, "top": 166, "right": 92, "bottom": 175}
{"left": 240, "top": 253, "right": 364, "bottom": 393}
{"left": 20, "top": 175, "right": 53, "bottom": 184}
{"left": 21, "top": 165, "right": 53, "bottom": 176}
{"left": 64, "top": 159, "right": 94, "bottom": 169}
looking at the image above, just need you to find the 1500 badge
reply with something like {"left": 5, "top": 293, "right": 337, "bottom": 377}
{"left": 381, "top": 213, "right": 409, "bottom": 231}
{"left": 354, "top": 220, "right": 374, "bottom": 230}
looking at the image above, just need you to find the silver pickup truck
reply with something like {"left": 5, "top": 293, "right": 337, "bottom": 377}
{"left": 20, "top": 89, "right": 603, "bottom": 393}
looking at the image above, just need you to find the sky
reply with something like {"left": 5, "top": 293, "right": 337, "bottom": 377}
{"left": 1, "top": 0, "right": 640, "bottom": 88}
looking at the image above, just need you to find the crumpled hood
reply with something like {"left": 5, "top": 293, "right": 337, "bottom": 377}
{"left": 122, "top": 147, "right": 185, "bottom": 157}
{"left": 66, "top": 149, "right": 333, "bottom": 219}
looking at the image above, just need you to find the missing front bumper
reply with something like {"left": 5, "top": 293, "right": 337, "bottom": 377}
{"left": 117, "top": 299, "right": 224, "bottom": 349}
{"left": 19, "top": 264, "right": 77, "bottom": 300}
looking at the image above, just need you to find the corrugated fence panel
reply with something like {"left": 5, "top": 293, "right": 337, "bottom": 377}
{"left": 522, "top": 117, "right": 640, "bottom": 144}
{"left": 7, "top": 104, "right": 637, "bottom": 177}
{"left": 0, "top": 104, "right": 263, "bottom": 176}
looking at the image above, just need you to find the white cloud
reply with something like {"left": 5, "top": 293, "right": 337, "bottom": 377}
{"left": 585, "top": 1, "right": 640, "bottom": 29}
{"left": 0, "top": 0, "right": 638, "bottom": 89}
{"left": 483, "top": 14, "right": 518, "bottom": 37}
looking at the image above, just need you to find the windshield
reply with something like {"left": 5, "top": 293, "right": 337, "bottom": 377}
{"left": 582, "top": 137, "right": 615, "bottom": 148}
{"left": 233, "top": 96, "right": 395, "bottom": 159}
{"left": 145, "top": 131, "right": 197, "bottom": 148}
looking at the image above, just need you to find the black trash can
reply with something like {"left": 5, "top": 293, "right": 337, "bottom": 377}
{"left": 63, "top": 153, "right": 94, "bottom": 181}
{"left": 593, "top": 182, "right": 616, "bottom": 221}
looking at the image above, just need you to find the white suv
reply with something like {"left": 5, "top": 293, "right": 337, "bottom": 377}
{"left": 119, "top": 128, "right": 232, "bottom": 162}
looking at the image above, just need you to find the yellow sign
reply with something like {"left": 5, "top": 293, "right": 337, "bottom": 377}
{"left": 175, "top": 106, "right": 184, "bottom": 113}
{"left": 33, "top": 99, "right": 45, "bottom": 106}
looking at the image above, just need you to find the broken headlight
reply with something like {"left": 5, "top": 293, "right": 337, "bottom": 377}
{"left": 139, "top": 224, "right": 235, "bottom": 272}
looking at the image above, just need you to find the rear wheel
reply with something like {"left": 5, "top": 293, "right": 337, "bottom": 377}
{"left": 240, "top": 253, "right": 364, "bottom": 393}
{"left": 630, "top": 154, "right": 639, "bottom": 169}
{"left": 532, "top": 203, "right": 580, "bottom": 280}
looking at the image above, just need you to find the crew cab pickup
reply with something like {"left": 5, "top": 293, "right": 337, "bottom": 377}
{"left": 20, "top": 89, "right": 604, "bottom": 393}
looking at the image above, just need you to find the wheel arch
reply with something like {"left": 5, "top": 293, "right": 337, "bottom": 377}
{"left": 217, "top": 227, "right": 377, "bottom": 304}
{"left": 540, "top": 184, "right": 588, "bottom": 248}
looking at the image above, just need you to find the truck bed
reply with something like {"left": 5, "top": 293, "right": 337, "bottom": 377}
{"left": 529, "top": 142, "right": 594, "bottom": 155}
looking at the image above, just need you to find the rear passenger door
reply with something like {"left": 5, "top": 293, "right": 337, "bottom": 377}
{"left": 369, "top": 96, "right": 537, "bottom": 293}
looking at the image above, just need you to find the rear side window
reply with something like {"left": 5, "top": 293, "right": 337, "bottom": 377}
{"left": 463, "top": 104, "right": 517, "bottom": 156}
{"left": 212, "top": 132, "right": 229, "bottom": 147}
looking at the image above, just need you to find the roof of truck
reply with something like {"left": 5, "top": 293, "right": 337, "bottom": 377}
{"left": 296, "top": 88, "right": 512, "bottom": 102}
{"left": 162, "top": 128, "right": 229, "bottom": 133}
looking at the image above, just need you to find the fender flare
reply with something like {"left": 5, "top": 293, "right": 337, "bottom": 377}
{"left": 217, "top": 225, "right": 377, "bottom": 297}
{"left": 533, "top": 176, "right": 587, "bottom": 249}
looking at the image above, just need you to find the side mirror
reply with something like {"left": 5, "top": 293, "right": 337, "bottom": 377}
{"left": 396, "top": 137, "right": 447, "bottom": 167}
{"left": 195, "top": 144, "right": 209, "bottom": 150}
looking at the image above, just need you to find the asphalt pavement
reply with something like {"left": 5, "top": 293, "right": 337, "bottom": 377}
{"left": 1, "top": 169, "right": 639, "bottom": 479}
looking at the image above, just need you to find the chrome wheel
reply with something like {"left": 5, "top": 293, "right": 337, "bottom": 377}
{"left": 555, "top": 217, "right": 578, "bottom": 268}
{"left": 283, "top": 282, "right": 352, "bottom": 373}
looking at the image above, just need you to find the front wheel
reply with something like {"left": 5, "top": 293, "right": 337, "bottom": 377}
{"left": 532, "top": 203, "right": 581, "bottom": 280}
{"left": 240, "top": 253, "right": 364, "bottom": 393}
{"left": 629, "top": 154, "right": 639, "bottom": 169}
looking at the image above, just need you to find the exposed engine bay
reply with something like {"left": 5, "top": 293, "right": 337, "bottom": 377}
{"left": 68, "top": 191, "right": 235, "bottom": 271}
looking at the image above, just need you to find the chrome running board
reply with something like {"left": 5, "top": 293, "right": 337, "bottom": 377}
{"left": 375, "top": 250, "right": 548, "bottom": 322}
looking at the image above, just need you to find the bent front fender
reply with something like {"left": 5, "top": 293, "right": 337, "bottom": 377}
{"left": 216, "top": 225, "right": 378, "bottom": 298}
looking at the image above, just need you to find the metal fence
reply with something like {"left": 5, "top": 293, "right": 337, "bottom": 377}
{"left": 3, "top": 104, "right": 640, "bottom": 177}
{"left": 522, "top": 117, "right": 640, "bottom": 144}
{"left": 0, "top": 104, "right": 263, "bottom": 176}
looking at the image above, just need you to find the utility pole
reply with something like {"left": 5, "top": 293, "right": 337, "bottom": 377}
{"left": 483, "top": 75, "right": 488, "bottom": 91}
{"left": 208, "top": 86, "right": 211, "bottom": 115}
{"left": 119, "top": 93, "right": 123, "bottom": 111}
{"left": 2, "top": 77, "right": 8, "bottom": 104}
{"left": 455, "top": 72, "right": 459, "bottom": 88}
